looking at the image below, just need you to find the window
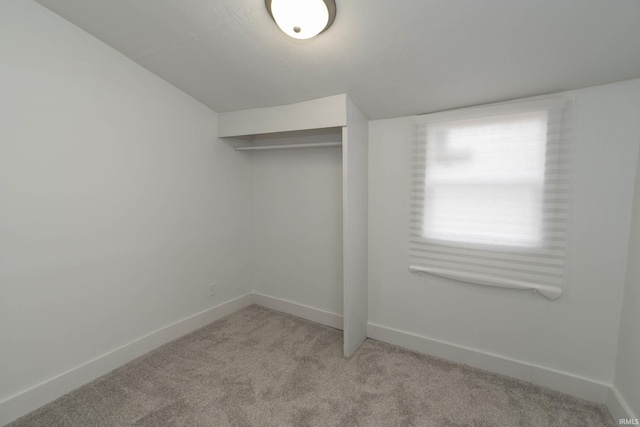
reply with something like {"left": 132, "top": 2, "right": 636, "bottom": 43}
{"left": 409, "top": 98, "right": 569, "bottom": 299}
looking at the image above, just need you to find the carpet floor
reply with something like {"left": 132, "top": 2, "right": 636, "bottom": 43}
{"left": 9, "top": 305, "right": 614, "bottom": 426}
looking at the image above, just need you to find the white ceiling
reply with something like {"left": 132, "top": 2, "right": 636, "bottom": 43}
{"left": 35, "top": 0, "right": 640, "bottom": 119}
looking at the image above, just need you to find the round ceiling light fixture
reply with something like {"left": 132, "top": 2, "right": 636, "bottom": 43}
{"left": 265, "top": 0, "right": 336, "bottom": 40}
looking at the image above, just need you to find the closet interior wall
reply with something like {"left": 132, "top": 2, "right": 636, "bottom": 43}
{"left": 248, "top": 129, "right": 344, "bottom": 317}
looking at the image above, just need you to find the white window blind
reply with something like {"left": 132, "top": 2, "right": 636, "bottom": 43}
{"left": 409, "top": 97, "right": 570, "bottom": 300}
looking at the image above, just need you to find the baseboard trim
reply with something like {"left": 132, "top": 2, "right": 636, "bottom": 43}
{"left": 2, "top": 293, "right": 624, "bottom": 426}
{"left": 607, "top": 386, "right": 637, "bottom": 424}
{"left": 367, "top": 322, "right": 611, "bottom": 404}
{"left": 252, "top": 293, "right": 343, "bottom": 330}
{"left": 0, "top": 293, "right": 254, "bottom": 426}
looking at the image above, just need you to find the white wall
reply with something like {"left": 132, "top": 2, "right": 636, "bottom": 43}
{"left": 614, "top": 145, "right": 640, "bottom": 418}
{"left": 250, "top": 131, "right": 343, "bottom": 316}
{"left": 368, "top": 78, "right": 640, "bottom": 385}
{"left": 0, "top": 0, "right": 252, "bottom": 407}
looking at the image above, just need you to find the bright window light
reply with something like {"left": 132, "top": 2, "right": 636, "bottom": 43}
{"left": 421, "top": 111, "right": 548, "bottom": 247}
{"left": 409, "top": 98, "right": 570, "bottom": 299}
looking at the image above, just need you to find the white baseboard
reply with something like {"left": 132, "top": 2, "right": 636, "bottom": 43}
{"left": 2, "top": 292, "right": 626, "bottom": 426}
{"left": 252, "top": 293, "right": 343, "bottom": 330}
{"left": 607, "top": 386, "right": 637, "bottom": 424}
{"left": 367, "top": 322, "right": 611, "bottom": 404}
{"left": 0, "top": 293, "right": 254, "bottom": 426}
{"left": 250, "top": 296, "right": 613, "bottom": 406}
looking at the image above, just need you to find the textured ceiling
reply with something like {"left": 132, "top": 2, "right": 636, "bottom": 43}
{"left": 35, "top": 0, "right": 640, "bottom": 119}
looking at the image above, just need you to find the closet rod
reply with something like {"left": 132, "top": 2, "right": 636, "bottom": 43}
{"left": 234, "top": 142, "right": 342, "bottom": 151}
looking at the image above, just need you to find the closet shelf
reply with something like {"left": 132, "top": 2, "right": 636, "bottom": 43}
{"left": 235, "top": 142, "right": 342, "bottom": 151}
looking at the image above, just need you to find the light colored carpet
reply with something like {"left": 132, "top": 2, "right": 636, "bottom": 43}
{"left": 9, "top": 305, "right": 614, "bottom": 426}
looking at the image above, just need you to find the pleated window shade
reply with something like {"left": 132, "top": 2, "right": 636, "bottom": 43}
{"left": 410, "top": 97, "right": 570, "bottom": 300}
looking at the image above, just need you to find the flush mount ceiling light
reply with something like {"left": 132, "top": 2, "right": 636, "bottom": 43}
{"left": 265, "top": 0, "right": 336, "bottom": 40}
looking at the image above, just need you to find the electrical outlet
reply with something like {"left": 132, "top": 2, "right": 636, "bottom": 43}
{"left": 208, "top": 283, "right": 216, "bottom": 297}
